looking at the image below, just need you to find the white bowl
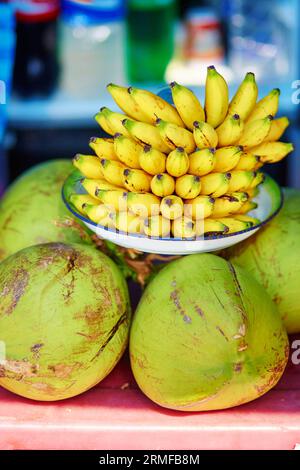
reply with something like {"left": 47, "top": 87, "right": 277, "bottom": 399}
{"left": 62, "top": 172, "right": 283, "bottom": 256}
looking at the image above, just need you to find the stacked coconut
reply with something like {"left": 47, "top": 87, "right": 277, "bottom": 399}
{"left": 72, "top": 66, "right": 293, "bottom": 238}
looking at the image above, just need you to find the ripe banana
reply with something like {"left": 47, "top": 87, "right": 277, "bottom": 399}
{"left": 151, "top": 173, "right": 175, "bottom": 197}
{"left": 200, "top": 172, "right": 231, "bottom": 198}
{"left": 100, "top": 159, "right": 126, "bottom": 187}
{"left": 216, "top": 114, "right": 244, "bottom": 147}
{"left": 239, "top": 115, "right": 273, "bottom": 148}
{"left": 73, "top": 154, "right": 103, "bottom": 179}
{"left": 234, "top": 152, "right": 261, "bottom": 171}
{"left": 246, "top": 88, "right": 280, "bottom": 123}
{"left": 185, "top": 195, "right": 215, "bottom": 220}
{"left": 214, "top": 146, "right": 243, "bottom": 172}
{"left": 228, "top": 171, "right": 255, "bottom": 192}
{"left": 217, "top": 217, "right": 253, "bottom": 234}
{"left": 89, "top": 137, "right": 118, "bottom": 161}
{"left": 170, "top": 81, "right": 205, "bottom": 130}
{"left": 143, "top": 215, "right": 171, "bottom": 238}
{"left": 204, "top": 218, "right": 229, "bottom": 235}
{"left": 114, "top": 211, "right": 143, "bottom": 235}
{"left": 95, "top": 189, "right": 128, "bottom": 212}
{"left": 94, "top": 111, "right": 113, "bottom": 135}
{"left": 172, "top": 217, "right": 197, "bottom": 239}
{"left": 175, "top": 175, "right": 202, "bottom": 199}
{"left": 205, "top": 65, "right": 229, "bottom": 128}
{"left": 228, "top": 72, "right": 258, "bottom": 121}
{"left": 249, "top": 172, "right": 265, "bottom": 189}
{"left": 211, "top": 192, "right": 248, "bottom": 218}
{"left": 129, "top": 87, "right": 184, "bottom": 127}
{"left": 250, "top": 142, "right": 294, "bottom": 163}
{"left": 235, "top": 214, "right": 260, "bottom": 225}
{"left": 160, "top": 195, "right": 184, "bottom": 220}
{"left": 114, "top": 133, "right": 142, "bottom": 169}
{"left": 264, "top": 116, "right": 289, "bottom": 142}
{"left": 83, "top": 203, "right": 109, "bottom": 224}
{"left": 193, "top": 121, "right": 218, "bottom": 149}
{"left": 70, "top": 194, "right": 99, "bottom": 214}
{"left": 123, "top": 118, "right": 170, "bottom": 153}
{"left": 166, "top": 147, "right": 190, "bottom": 177}
{"left": 156, "top": 119, "right": 196, "bottom": 153}
{"left": 127, "top": 192, "right": 161, "bottom": 217}
{"left": 81, "top": 178, "right": 120, "bottom": 197}
{"left": 123, "top": 168, "right": 152, "bottom": 193}
{"left": 98, "top": 107, "right": 131, "bottom": 137}
{"left": 139, "top": 144, "right": 166, "bottom": 175}
{"left": 106, "top": 83, "right": 150, "bottom": 122}
{"left": 238, "top": 200, "right": 258, "bottom": 215}
{"left": 189, "top": 148, "right": 216, "bottom": 176}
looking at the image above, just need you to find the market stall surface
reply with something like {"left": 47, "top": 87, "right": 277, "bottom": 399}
{"left": 0, "top": 336, "right": 300, "bottom": 451}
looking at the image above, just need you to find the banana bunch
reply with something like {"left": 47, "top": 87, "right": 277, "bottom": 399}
{"left": 71, "top": 67, "right": 294, "bottom": 239}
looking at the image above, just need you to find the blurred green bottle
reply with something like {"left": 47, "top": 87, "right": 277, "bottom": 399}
{"left": 126, "top": 0, "right": 176, "bottom": 84}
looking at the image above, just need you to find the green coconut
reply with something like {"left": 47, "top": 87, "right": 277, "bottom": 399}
{"left": 0, "top": 160, "right": 92, "bottom": 262}
{"left": 130, "top": 254, "right": 288, "bottom": 412}
{"left": 226, "top": 189, "right": 300, "bottom": 334}
{"left": 0, "top": 242, "right": 131, "bottom": 401}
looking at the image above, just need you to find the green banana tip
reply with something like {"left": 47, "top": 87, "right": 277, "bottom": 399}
{"left": 156, "top": 118, "right": 162, "bottom": 126}
{"left": 100, "top": 106, "right": 108, "bottom": 112}
{"left": 208, "top": 65, "right": 216, "bottom": 71}
{"left": 232, "top": 114, "right": 240, "bottom": 120}
{"left": 274, "top": 88, "right": 281, "bottom": 96}
{"left": 245, "top": 72, "right": 256, "bottom": 81}
{"left": 170, "top": 81, "right": 177, "bottom": 89}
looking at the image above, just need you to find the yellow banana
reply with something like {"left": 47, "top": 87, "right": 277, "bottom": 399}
{"left": 151, "top": 173, "right": 175, "bottom": 197}
{"left": 211, "top": 192, "right": 248, "bottom": 218}
{"left": 204, "top": 218, "right": 229, "bottom": 235}
{"left": 234, "top": 152, "right": 261, "bottom": 171}
{"left": 89, "top": 137, "right": 118, "bottom": 161}
{"left": 73, "top": 154, "right": 103, "bottom": 179}
{"left": 156, "top": 118, "right": 196, "bottom": 153}
{"left": 81, "top": 178, "right": 120, "bottom": 197}
{"left": 200, "top": 172, "right": 231, "bottom": 198}
{"left": 217, "top": 217, "right": 253, "bottom": 234}
{"left": 129, "top": 87, "right": 184, "bottom": 127}
{"left": 143, "top": 215, "right": 171, "bottom": 238}
{"left": 216, "top": 114, "right": 244, "bottom": 147}
{"left": 127, "top": 192, "right": 161, "bottom": 217}
{"left": 228, "top": 72, "right": 258, "bottom": 120}
{"left": 170, "top": 81, "right": 205, "bottom": 130}
{"left": 166, "top": 147, "right": 189, "bottom": 177}
{"left": 238, "top": 200, "right": 258, "bottom": 215}
{"left": 160, "top": 195, "right": 184, "bottom": 220}
{"left": 185, "top": 195, "right": 215, "bottom": 220}
{"left": 83, "top": 203, "right": 109, "bottom": 224}
{"left": 114, "top": 211, "right": 143, "bottom": 235}
{"left": 247, "top": 88, "right": 280, "bottom": 123}
{"left": 106, "top": 83, "right": 150, "bottom": 122}
{"left": 228, "top": 171, "right": 255, "bottom": 192}
{"left": 95, "top": 189, "right": 128, "bottom": 212}
{"left": 123, "top": 168, "right": 152, "bottom": 193}
{"left": 172, "top": 217, "right": 197, "bottom": 239}
{"left": 205, "top": 65, "right": 229, "bottom": 128}
{"left": 189, "top": 148, "right": 216, "bottom": 176}
{"left": 139, "top": 144, "right": 166, "bottom": 175}
{"left": 113, "top": 133, "right": 142, "bottom": 169}
{"left": 264, "top": 116, "right": 289, "bottom": 142}
{"left": 235, "top": 214, "right": 260, "bottom": 225}
{"left": 250, "top": 142, "right": 294, "bottom": 163}
{"left": 214, "top": 146, "right": 243, "bottom": 172}
{"left": 94, "top": 111, "right": 113, "bottom": 135}
{"left": 70, "top": 194, "right": 99, "bottom": 214}
{"left": 193, "top": 121, "right": 218, "bottom": 149}
{"left": 100, "top": 159, "right": 126, "bottom": 187}
{"left": 123, "top": 118, "right": 170, "bottom": 153}
{"left": 175, "top": 175, "right": 201, "bottom": 199}
{"left": 238, "top": 115, "right": 273, "bottom": 148}
{"left": 249, "top": 172, "right": 265, "bottom": 189}
{"left": 98, "top": 107, "right": 131, "bottom": 137}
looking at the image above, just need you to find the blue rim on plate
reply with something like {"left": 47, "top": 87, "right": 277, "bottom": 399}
{"left": 62, "top": 171, "right": 284, "bottom": 242}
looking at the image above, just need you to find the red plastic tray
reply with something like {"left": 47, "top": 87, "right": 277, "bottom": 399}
{"left": 0, "top": 336, "right": 300, "bottom": 450}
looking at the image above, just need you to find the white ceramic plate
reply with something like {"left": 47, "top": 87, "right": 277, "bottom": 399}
{"left": 62, "top": 172, "right": 283, "bottom": 255}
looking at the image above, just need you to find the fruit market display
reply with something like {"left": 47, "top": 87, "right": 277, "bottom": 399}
{"left": 130, "top": 254, "right": 289, "bottom": 411}
{"left": 71, "top": 66, "right": 294, "bottom": 238}
{"left": 225, "top": 189, "right": 300, "bottom": 334}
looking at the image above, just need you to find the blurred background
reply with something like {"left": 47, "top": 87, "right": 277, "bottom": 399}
{"left": 1, "top": 0, "right": 300, "bottom": 195}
